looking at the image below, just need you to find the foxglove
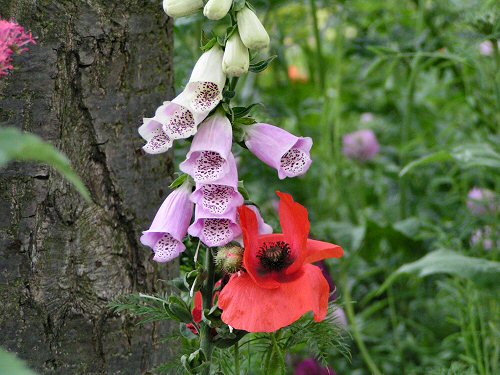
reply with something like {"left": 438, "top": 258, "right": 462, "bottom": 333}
{"left": 155, "top": 45, "right": 226, "bottom": 142}
{"left": 236, "top": 7, "right": 270, "bottom": 50}
{"left": 204, "top": 0, "right": 233, "bottom": 21}
{"left": 188, "top": 204, "right": 242, "bottom": 247}
{"left": 163, "top": 0, "right": 203, "bottom": 18}
{"left": 190, "top": 153, "right": 244, "bottom": 215}
{"left": 244, "top": 123, "right": 313, "bottom": 179}
{"left": 222, "top": 31, "right": 249, "bottom": 77}
{"left": 180, "top": 112, "right": 233, "bottom": 183}
{"left": 138, "top": 115, "right": 173, "bottom": 154}
{"left": 140, "top": 182, "right": 194, "bottom": 262}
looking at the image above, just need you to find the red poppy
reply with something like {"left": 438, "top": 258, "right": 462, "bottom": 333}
{"left": 219, "top": 192, "right": 344, "bottom": 332}
{"left": 187, "top": 291, "right": 203, "bottom": 335}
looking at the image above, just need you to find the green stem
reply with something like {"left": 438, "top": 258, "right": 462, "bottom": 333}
{"left": 234, "top": 340, "right": 240, "bottom": 375}
{"left": 200, "top": 248, "right": 215, "bottom": 375}
{"left": 341, "top": 273, "right": 382, "bottom": 375}
{"left": 309, "top": 0, "right": 325, "bottom": 90}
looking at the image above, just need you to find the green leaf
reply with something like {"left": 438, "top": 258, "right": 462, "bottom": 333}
{"left": 169, "top": 174, "right": 189, "bottom": 189}
{"left": 0, "top": 348, "right": 37, "bottom": 375}
{"left": 232, "top": 103, "right": 261, "bottom": 118}
{"left": 200, "top": 37, "right": 217, "bottom": 52}
{"left": 237, "top": 181, "right": 250, "bottom": 200}
{"left": 399, "top": 151, "right": 452, "bottom": 177}
{"left": 249, "top": 55, "right": 277, "bottom": 73}
{"left": 232, "top": 0, "right": 246, "bottom": 12}
{"left": 0, "top": 127, "right": 90, "bottom": 202}
{"left": 377, "top": 249, "right": 500, "bottom": 295}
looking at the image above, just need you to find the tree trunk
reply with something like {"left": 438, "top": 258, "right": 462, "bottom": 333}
{"left": 0, "top": 1, "right": 176, "bottom": 373}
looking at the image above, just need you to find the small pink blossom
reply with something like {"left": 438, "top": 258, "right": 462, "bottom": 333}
{"left": 361, "top": 112, "right": 375, "bottom": 123}
{"left": 467, "top": 188, "right": 498, "bottom": 216}
{"left": 0, "top": 18, "right": 36, "bottom": 77}
{"left": 479, "top": 41, "right": 493, "bottom": 56}
{"left": 471, "top": 226, "right": 499, "bottom": 251}
{"left": 342, "top": 129, "right": 380, "bottom": 162}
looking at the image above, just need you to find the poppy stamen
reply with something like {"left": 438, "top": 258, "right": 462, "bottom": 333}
{"left": 257, "top": 241, "right": 292, "bottom": 272}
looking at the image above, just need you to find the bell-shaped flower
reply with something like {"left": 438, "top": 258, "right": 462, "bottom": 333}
{"left": 155, "top": 45, "right": 226, "bottom": 142}
{"left": 180, "top": 112, "right": 233, "bottom": 183}
{"left": 138, "top": 115, "right": 173, "bottom": 154}
{"left": 236, "top": 7, "right": 270, "bottom": 50}
{"left": 188, "top": 204, "right": 242, "bottom": 247}
{"left": 222, "top": 30, "right": 249, "bottom": 77}
{"left": 244, "top": 123, "right": 313, "bottom": 179}
{"left": 140, "top": 181, "right": 194, "bottom": 263}
{"left": 190, "top": 153, "right": 244, "bottom": 215}
{"left": 219, "top": 192, "right": 344, "bottom": 332}
{"left": 163, "top": 0, "right": 203, "bottom": 18}
{"left": 204, "top": 0, "right": 233, "bottom": 21}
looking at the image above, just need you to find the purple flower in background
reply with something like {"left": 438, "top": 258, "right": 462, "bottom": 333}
{"left": 471, "top": 226, "right": 499, "bottom": 250}
{"left": 244, "top": 123, "right": 313, "bottom": 179}
{"left": 190, "top": 153, "right": 244, "bottom": 215}
{"left": 145, "top": 45, "right": 225, "bottom": 147}
{"left": 188, "top": 204, "right": 242, "bottom": 247}
{"left": 0, "top": 18, "right": 36, "bottom": 77}
{"left": 479, "top": 41, "right": 493, "bottom": 56}
{"left": 467, "top": 188, "right": 497, "bottom": 216}
{"left": 140, "top": 182, "right": 194, "bottom": 262}
{"left": 361, "top": 112, "right": 375, "bottom": 123}
{"left": 295, "top": 358, "right": 336, "bottom": 375}
{"left": 342, "top": 129, "right": 380, "bottom": 162}
{"left": 317, "top": 260, "right": 347, "bottom": 326}
{"left": 138, "top": 115, "right": 173, "bottom": 154}
{"left": 180, "top": 112, "right": 233, "bottom": 183}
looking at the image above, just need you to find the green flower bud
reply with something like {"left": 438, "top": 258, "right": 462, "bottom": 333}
{"left": 163, "top": 0, "right": 203, "bottom": 18}
{"left": 236, "top": 7, "right": 270, "bottom": 50}
{"left": 204, "top": 0, "right": 233, "bottom": 21}
{"left": 215, "top": 245, "right": 244, "bottom": 273}
{"left": 223, "top": 31, "right": 249, "bottom": 77}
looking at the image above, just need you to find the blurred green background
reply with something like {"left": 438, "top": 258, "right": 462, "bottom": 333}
{"left": 173, "top": 0, "right": 499, "bottom": 374}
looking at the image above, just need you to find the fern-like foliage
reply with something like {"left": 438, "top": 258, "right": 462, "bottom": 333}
{"left": 108, "top": 293, "right": 173, "bottom": 325}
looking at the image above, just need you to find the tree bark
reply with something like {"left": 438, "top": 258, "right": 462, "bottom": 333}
{"left": 0, "top": 1, "right": 176, "bottom": 373}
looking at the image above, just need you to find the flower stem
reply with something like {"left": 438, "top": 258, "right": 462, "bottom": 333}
{"left": 200, "top": 247, "right": 215, "bottom": 375}
{"left": 340, "top": 272, "right": 382, "bottom": 375}
{"left": 234, "top": 340, "right": 240, "bottom": 375}
{"left": 309, "top": 0, "right": 325, "bottom": 91}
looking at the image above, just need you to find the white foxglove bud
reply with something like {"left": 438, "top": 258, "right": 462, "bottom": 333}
{"left": 163, "top": 0, "right": 204, "bottom": 18}
{"left": 204, "top": 0, "right": 233, "bottom": 21}
{"left": 222, "top": 31, "right": 249, "bottom": 77}
{"left": 236, "top": 7, "right": 270, "bottom": 50}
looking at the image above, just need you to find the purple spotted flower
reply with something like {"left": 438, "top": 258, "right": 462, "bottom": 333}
{"left": 342, "top": 129, "right": 380, "bottom": 162}
{"left": 190, "top": 153, "right": 244, "bottom": 215}
{"left": 188, "top": 204, "right": 242, "bottom": 247}
{"left": 244, "top": 123, "right": 313, "bottom": 179}
{"left": 467, "top": 188, "right": 498, "bottom": 216}
{"left": 139, "top": 45, "right": 226, "bottom": 154}
{"left": 180, "top": 112, "right": 233, "bottom": 183}
{"left": 294, "top": 358, "right": 336, "bottom": 375}
{"left": 140, "top": 181, "right": 194, "bottom": 262}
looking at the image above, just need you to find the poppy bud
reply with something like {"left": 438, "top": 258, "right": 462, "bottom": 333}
{"left": 163, "top": 0, "right": 203, "bottom": 18}
{"left": 222, "top": 31, "right": 249, "bottom": 77}
{"left": 204, "top": 0, "right": 233, "bottom": 21}
{"left": 215, "top": 245, "right": 244, "bottom": 273}
{"left": 236, "top": 7, "right": 270, "bottom": 50}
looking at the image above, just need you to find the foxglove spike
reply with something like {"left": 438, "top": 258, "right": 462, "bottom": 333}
{"left": 138, "top": 116, "right": 173, "bottom": 154}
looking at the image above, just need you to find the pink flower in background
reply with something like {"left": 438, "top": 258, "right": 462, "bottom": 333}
{"left": 190, "top": 153, "right": 244, "bottom": 215}
{"left": 479, "top": 41, "right": 493, "bottom": 56}
{"left": 361, "top": 112, "right": 375, "bottom": 123}
{"left": 244, "top": 123, "right": 313, "bottom": 179}
{"left": 180, "top": 112, "right": 233, "bottom": 183}
{"left": 467, "top": 188, "right": 497, "bottom": 216}
{"left": 471, "top": 226, "right": 499, "bottom": 250}
{"left": 0, "top": 18, "right": 36, "bottom": 77}
{"left": 342, "top": 129, "right": 380, "bottom": 162}
{"left": 294, "top": 358, "right": 336, "bottom": 375}
{"left": 140, "top": 182, "right": 194, "bottom": 262}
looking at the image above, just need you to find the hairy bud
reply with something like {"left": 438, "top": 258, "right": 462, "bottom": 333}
{"left": 215, "top": 245, "right": 244, "bottom": 273}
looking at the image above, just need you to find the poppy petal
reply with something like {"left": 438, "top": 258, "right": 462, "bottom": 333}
{"left": 219, "top": 264, "right": 330, "bottom": 333}
{"left": 306, "top": 239, "right": 344, "bottom": 263}
{"left": 239, "top": 206, "right": 280, "bottom": 289}
{"left": 192, "top": 291, "right": 203, "bottom": 323}
{"left": 276, "top": 191, "right": 310, "bottom": 275}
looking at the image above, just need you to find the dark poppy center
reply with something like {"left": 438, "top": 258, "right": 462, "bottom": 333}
{"left": 257, "top": 241, "right": 293, "bottom": 272}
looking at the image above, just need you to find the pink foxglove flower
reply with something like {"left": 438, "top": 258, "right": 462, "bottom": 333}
{"left": 140, "top": 182, "right": 194, "bottom": 262}
{"left": 244, "top": 123, "right": 313, "bottom": 179}
{"left": 342, "top": 129, "right": 380, "bottom": 162}
{"left": 155, "top": 45, "right": 226, "bottom": 142}
{"left": 0, "top": 18, "right": 36, "bottom": 77}
{"left": 467, "top": 187, "right": 498, "bottom": 216}
{"left": 188, "top": 204, "right": 242, "bottom": 247}
{"left": 180, "top": 112, "right": 233, "bottom": 183}
{"left": 138, "top": 115, "right": 173, "bottom": 154}
{"left": 190, "top": 153, "right": 244, "bottom": 215}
